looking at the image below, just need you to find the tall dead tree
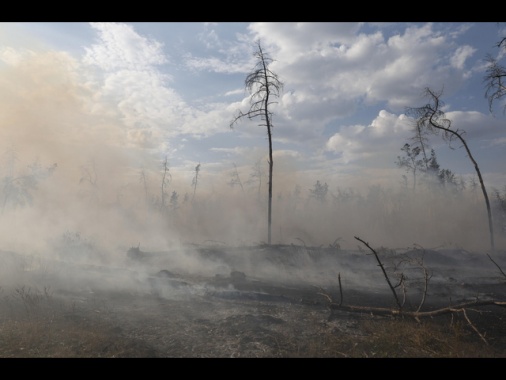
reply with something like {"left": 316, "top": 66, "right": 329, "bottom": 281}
{"left": 160, "top": 156, "right": 171, "bottom": 211}
{"left": 230, "top": 41, "right": 283, "bottom": 244}
{"left": 406, "top": 87, "right": 495, "bottom": 250}
{"left": 192, "top": 163, "right": 200, "bottom": 203}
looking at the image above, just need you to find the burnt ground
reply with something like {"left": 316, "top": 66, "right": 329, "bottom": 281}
{"left": 1, "top": 244, "right": 506, "bottom": 358}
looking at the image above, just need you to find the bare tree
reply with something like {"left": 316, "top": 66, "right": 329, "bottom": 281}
{"left": 246, "top": 159, "right": 264, "bottom": 198}
{"left": 160, "top": 156, "right": 171, "bottom": 211}
{"left": 139, "top": 168, "right": 149, "bottom": 205}
{"left": 192, "top": 163, "right": 200, "bottom": 203}
{"left": 79, "top": 159, "right": 100, "bottom": 205}
{"left": 228, "top": 163, "right": 244, "bottom": 192}
{"left": 230, "top": 41, "right": 283, "bottom": 244}
{"left": 309, "top": 180, "right": 328, "bottom": 203}
{"left": 406, "top": 87, "right": 495, "bottom": 250}
{"left": 79, "top": 159, "right": 98, "bottom": 188}
{"left": 395, "top": 143, "right": 424, "bottom": 192}
{"left": 484, "top": 31, "right": 506, "bottom": 114}
{"left": 169, "top": 190, "right": 179, "bottom": 211}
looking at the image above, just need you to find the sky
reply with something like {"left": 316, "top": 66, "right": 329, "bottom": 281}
{"left": 0, "top": 22, "right": 505, "bottom": 251}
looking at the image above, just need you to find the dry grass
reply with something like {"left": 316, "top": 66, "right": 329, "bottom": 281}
{"left": 262, "top": 310, "right": 506, "bottom": 358}
{"left": 320, "top": 317, "right": 503, "bottom": 358}
{"left": 0, "top": 286, "right": 155, "bottom": 358}
{"left": 0, "top": 318, "right": 147, "bottom": 358}
{"left": 1, "top": 287, "right": 505, "bottom": 358}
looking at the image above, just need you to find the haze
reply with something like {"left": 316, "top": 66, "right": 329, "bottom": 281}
{"left": 0, "top": 22, "right": 505, "bottom": 280}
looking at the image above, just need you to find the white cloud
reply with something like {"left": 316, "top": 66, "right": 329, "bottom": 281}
{"left": 73, "top": 22, "right": 503, "bottom": 185}
{"left": 325, "top": 110, "right": 412, "bottom": 165}
{"left": 220, "top": 21, "right": 477, "bottom": 150}
{"left": 451, "top": 45, "right": 476, "bottom": 70}
{"left": 83, "top": 22, "right": 167, "bottom": 71}
{"left": 248, "top": 22, "right": 362, "bottom": 61}
{"left": 183, "top": 24, "right": 256, "bottom": 75}
{"left": 273, "top": 149, "right": 302, "bottom": 159}
{"left": 445, "top": 110, "right": 506, "bottom": 142}
{"left": 325, "top": 125, "right": 366, "bottom": 163}
{"left": 183, "top": 54, "right": 250, "bottom": 74}
{"left": 224, "top": 88, "right": 245, "bottom": 97}
{"left": 79, "top": 22, "right": 203, "bottom": 151}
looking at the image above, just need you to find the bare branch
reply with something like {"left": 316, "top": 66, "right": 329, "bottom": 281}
{"left": 354, "top": 236, "right": 402, "bottom": 310}
{"left": 338, "top": 272, "right": 343, "bottom": 306}
{"left": 483, "top": 55, "right": 506, "bottom": 114}
{"left": 318, "top": 239, "right": 505, "bottom": 342}
{"left": 461, "top": 308, "right": 489, "bottom": 345}
{"left": 327, "top": 299, "right": 506, "bottom": 318}
{"left": 487, "top": 253, "right": 506, "bottom": 280}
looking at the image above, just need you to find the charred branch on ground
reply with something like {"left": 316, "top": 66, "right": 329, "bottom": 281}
{"left": 317, "top": 236, "right": 506, "bottom": 344}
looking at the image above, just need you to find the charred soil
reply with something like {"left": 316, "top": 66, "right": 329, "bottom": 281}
{"left": 1, "top": 244, "right": 506, "bottom": 358}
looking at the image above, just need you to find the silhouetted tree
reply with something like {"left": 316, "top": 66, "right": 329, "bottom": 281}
{"left": 160, "top": 156, "right": 171, "bottom": 211}
{"left": 396, "top": 143, "right": 460, "bottom": 193}
{"left": 2, "top": 160, "right": 57, "bottom": 213}
{"left": 395, "top": 143, "right": 424, "bottom": 192}
{"left": 484, "top": 28, "right": 506, "bottom": 114}
{"left": 79, "top": 159, "right": 100, "bottom": 204}
{"left": 293, "top": 184, "right": 301, "bottom": 201}
{"left": 492, "top": 186, "right": 506, "bottom": 235}
{"left": 230, "top": 41, "right": 283, "bottom": 244}
{"left": 139, "top": 168, "right": 149, "bottom": 205}
{"left": 332, "top": 187, "right": 362, "bottom": 205}
{"left": 425, "top": 148, "right": 459, "bottom": 192}
{"left": 169, "top": 190, "right": 179, "bottom": 211}
{"left": 406, "top": 87, "right": 495, "bottom": 250}
{"left": 228, "top": 163, "right": 244, "bottom": 192}
{"left": 246, "top": 159, "right": 264, "bottom": 198}
{"left": 309, "top": 180, "right": 328, "bottom": 203}
{"left": 192, "top": 163, "right": 200, "bottom": 203}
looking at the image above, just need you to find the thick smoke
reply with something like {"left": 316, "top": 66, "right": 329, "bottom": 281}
{"left": 0, "top": 50, "right": 504, "bottom": 297}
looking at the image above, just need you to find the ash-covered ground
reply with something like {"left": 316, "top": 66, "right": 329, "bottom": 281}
{"left": 1, "top": 244, "right": 506, "bottom": 357}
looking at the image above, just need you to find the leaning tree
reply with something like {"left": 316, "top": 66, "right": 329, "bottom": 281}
{"left": 406, "top": 87, "right": 495, "bottom": 250}
{"left": 230, "top": 41, "right": 283, "bottom": 244}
